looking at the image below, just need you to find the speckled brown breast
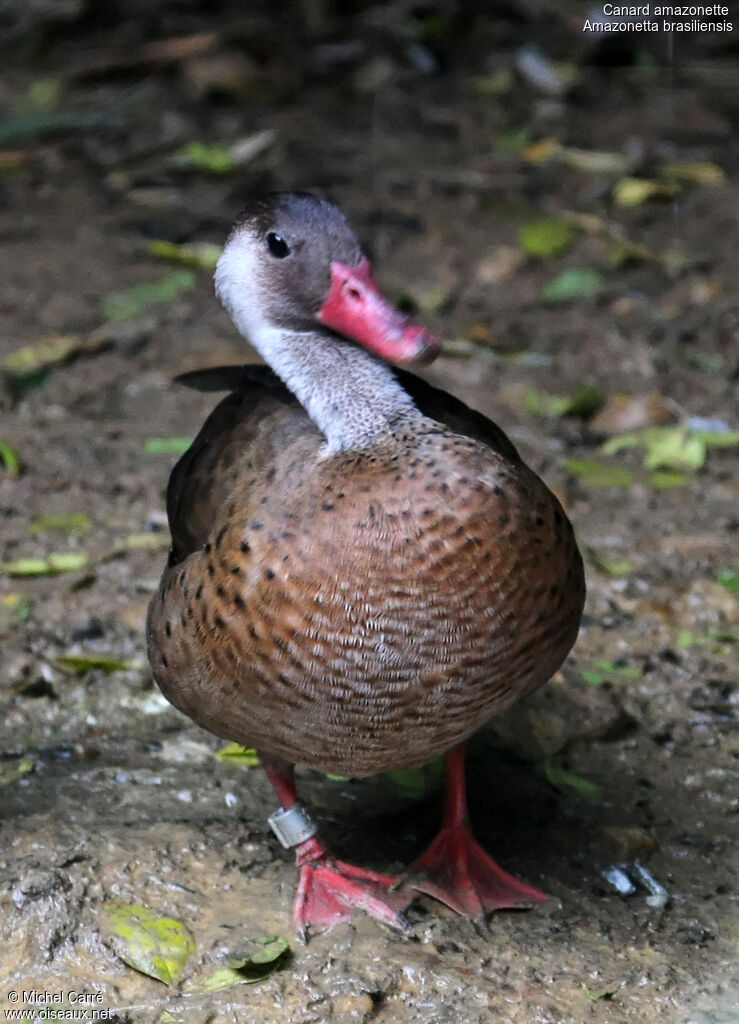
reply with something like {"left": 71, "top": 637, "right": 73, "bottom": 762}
{"left": 147, "top": 372, "right": 584, "bottom": 776}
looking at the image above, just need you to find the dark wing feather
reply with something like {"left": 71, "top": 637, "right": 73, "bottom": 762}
{"left": 166, "top": 363, "right": 519, "bottom": 564}
{"left": 176, "top": 363, "right": 520, "bottom": 461}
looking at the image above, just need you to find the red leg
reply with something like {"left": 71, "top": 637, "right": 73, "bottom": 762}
{"left": 262, "top": 757, "right": 412, "bottom": 941}
{"left": 403, "top": 745, "right": 548, "bottom": 917}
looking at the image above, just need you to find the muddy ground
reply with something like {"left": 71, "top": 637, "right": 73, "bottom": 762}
{"left": 0, "top": 3, "right": 737, "bottom": 1022}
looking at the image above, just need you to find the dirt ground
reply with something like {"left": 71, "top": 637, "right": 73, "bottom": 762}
{"left": 0, "top": 3, "right": 737, "bottom": 1022}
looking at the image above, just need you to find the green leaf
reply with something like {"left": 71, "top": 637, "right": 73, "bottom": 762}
{"left": 582, "top": 983, "right": 616, "bottom": 1001}
{"left": 544, "top": 763, "right": 601, "bottom": 799}
{"left": 102, "top": 901, "right": 195, "bottom": 986}
{"left": 659, "top": 161, "right": 725, "bottom": 185}
{"left": 467, "top": 69, "right": 514, "bottom": 96}
{"left": 692, "top": 429, "right": 739, "bottom": 449}
{"left": 0, "top": 757, "right": 34, "bottom": 787}
{"left": 557, "top": 147, "right": 632, "bottom": 175}
{"left": 609, "top": 240, "right": 652, "bottom": 269}
{"left": 649, "top": 471, "right": 687, "bottom": 489}
{"left": 147, "top": 240, "right": 223, "bottom": 272}
{"left": 387, "top": 758, "right": 444, "bottom": 800}
{"left": 56, "top": 654, "right": 144, "bottom": 675}
{"left": 101, "top": 271, "right": 196, "bottom": 322}
{"left": 642, "top": 428, "right": 706, "bottom": 471}
{"left": 1, "top": 592, "right": 33, "bottom": 621}
{"left": 216, "top": 743, "right": 261, "bottom": 766}
{"left": 604, "top": 426, "right": 736, "bottom": 473}
{"left": 174, "top": 142, "right": 237, "bottom": 174}
{"left": 540, "top": 268, "right": 604, "bottom": 302}
{"left": 30, "top": 513, "right": 90, "bottom": 537}
{"left": 587, "top": 548, "right": 633, "bottom": 577}
{"left": 0, "top": 442, "right": 21, "bottom": 476}
{"left": 145, "top": 437, "right": 193, "bottom": 456}
{"left": 519, "top": 218, "right": 578, "bottom": 259}
{"left": 193, "top": 968, "right": 252, "bottom": 992}
{"left": 582, "top": 660, "right": 641, "bottom": 686}
{"left": 494, "top": 128, "right": 532, "bottom": 156}
{"left": 601, "top": 432, "right": 641, "bottom": 455}
{"left": 525, "top": 385, "right": 603, "bottom": 419}
{"left": 2, "top": 334, "right": 109, "bottom": 378}
{"left": 614, "top": 177, "right": 679, "bottom": 207}
{"left": 717, "top": 567, "right": 739, "bottom": 597}
{"left": 187, "top": 935, "right": 290, "bottom": 992}
{"left": 226, "top": 935, "right": 289, "bottom": 969}
{"left": 3, "top": 552, "right": 89, "bottom": 576}
{"left": 47, "top": 552, "right": 89, "bottom": 573}
{"left": 566, "top": 459, "right": 633, "bottom": 488}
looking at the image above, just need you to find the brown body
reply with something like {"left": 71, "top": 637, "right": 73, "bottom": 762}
{"left": 147, "top": 367, "right": 584, "bottom": 777}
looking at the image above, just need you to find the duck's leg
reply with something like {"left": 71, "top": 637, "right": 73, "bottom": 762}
{"left": 262, "top": 755, "right": 412, "bottom": 941}
{"left": 404, "top": 745, "right": 548, "bottom": 917}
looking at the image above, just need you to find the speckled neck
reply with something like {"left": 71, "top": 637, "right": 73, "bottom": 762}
{"left": 250, "top": 326, "right": 421, "bottom": 452}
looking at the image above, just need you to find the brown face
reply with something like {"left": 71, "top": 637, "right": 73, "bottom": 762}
{"left": 235, "top": 193, "right": 441, "bottom": 366}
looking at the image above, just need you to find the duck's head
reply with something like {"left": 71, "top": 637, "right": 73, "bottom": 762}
{"left": 215, "top": 192, "right": 441, "bottom": 366}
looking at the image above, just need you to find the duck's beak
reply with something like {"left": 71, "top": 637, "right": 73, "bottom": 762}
{"left": 318, "top": 259, "right": 441, "bottom": 366}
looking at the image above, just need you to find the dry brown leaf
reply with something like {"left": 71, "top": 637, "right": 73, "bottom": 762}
{"left": 590, "top": 393, "right": 676, "bottom": 434}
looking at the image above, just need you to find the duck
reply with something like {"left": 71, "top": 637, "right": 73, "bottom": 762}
{"left": 146, "top": 192, "right": 585, "bottom": 940}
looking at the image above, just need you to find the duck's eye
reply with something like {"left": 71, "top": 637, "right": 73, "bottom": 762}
{"left": 267, "top": 232, "right": 290, "bottom": 258}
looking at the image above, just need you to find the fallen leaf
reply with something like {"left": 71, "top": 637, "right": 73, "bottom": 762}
{"left": 692, "top": 429, "right": 739, "bottom": 449}
{"left": 172, "top": 141, "right": 236, "bottom": 174}
{"left": 56, "top": 654, "right": 144, "bottom": 675}
{"left": 387, "top": 759, "right": 443, "bottom": 800}
{"left": 145, "top": 437, "right": 193, "bottom": 456}
{"left": 582, "top": 984, "right": 616, "bottom": 1001}
{"left": 520, "top": 136, "right": 558, "bottom": 161}
{"left": 1, "top": 593, "right": 33, "bottom": 622}
{"left": 102, "top": 901, "right": 195, "bottom": 985}
{"left": 660, "top": 161, "right": 725, "bottom": 185}
{"left": 649, "top": 471, "right": 687, "bottom": 489}
{"left": 582, "top": 660, "right": 641, "bottom": 686}
{"left": 541, "top": 268, "right": 604, "bottom": 302}
{"left": 216, "top": 744, "right": 261, "bottom": 766}
{"left": 601, "top": 425, "right": 736, "bottom": 471}
{"left": 614, "top": 177, "right": 679, "bottom": 207}
{"left": 3, "top": 552, "right": 89, "bottom": 576}
{"left": 109, "top": 532, "right": 171, "bottom": 554}
{"left": 518, "top": 218, "right": 578, "bottom": 259}
{"left": 566, "top": 459, "right": 633, "bottom": 488}
{"left": 466, "top": 69, "right": 514, "bottom": 96}
{"left": 30, "top": 513, "right": 90, "bottom": 537}
{"left": 557, "top": 147, "right": 632, "bottom": 175}
{"left": 609, "top": 240, "right": 653, "bottom": 269}
{"left": 225, "top": 935, "right": 290, "bottom": 971}
{"left": 0, "top": 442, "right": 20, "bottom": 476}
{"left": 102, "top": 271, "right": 196, "bottom": 322}
{"left": 0, "top": 758, "right": 34, "bottom": 787}
{"left": 525, "top": 385, "right": 604, "bottom": 419}
{"left": 587, "top": 549, "right": 634, "bottom": 577}
{"left": 20, "top": 78, "right": 62, "bottom": 114}
{"left": 185, "top": 935, "right": 290, "bottom": 993}
{"left": 642, "top": 428, "right": 706, "bottom": 471}
{"left": 2, "top": 334, "right": 110, "bottom": 379}
{"left": 590, "top": 393, "right": 676, "bottom": 434}
{"left": 717, "top": 567, "right": 739, "bottom": 598}
{"left": 147, "top": 240, "right": 222, "bottom": 272}
{"left": 544, "top": 763, "right": 601, "bottom": 799}
{"left": 0, "top": 108, "right": 126, "bottom": 148}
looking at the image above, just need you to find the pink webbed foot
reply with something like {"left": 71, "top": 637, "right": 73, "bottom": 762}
{"left": 405, "top": 824, "right": 548, "bottom": 917}
{"left": 401, "top": 745, "right": 548, "bottom": 918}
{"left": 294, "top": 836, "right": 412, "bottom": 941}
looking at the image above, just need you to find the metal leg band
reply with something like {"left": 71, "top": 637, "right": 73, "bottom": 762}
{"left": 268, "top": 804, "right": 318, "bottom": 849}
